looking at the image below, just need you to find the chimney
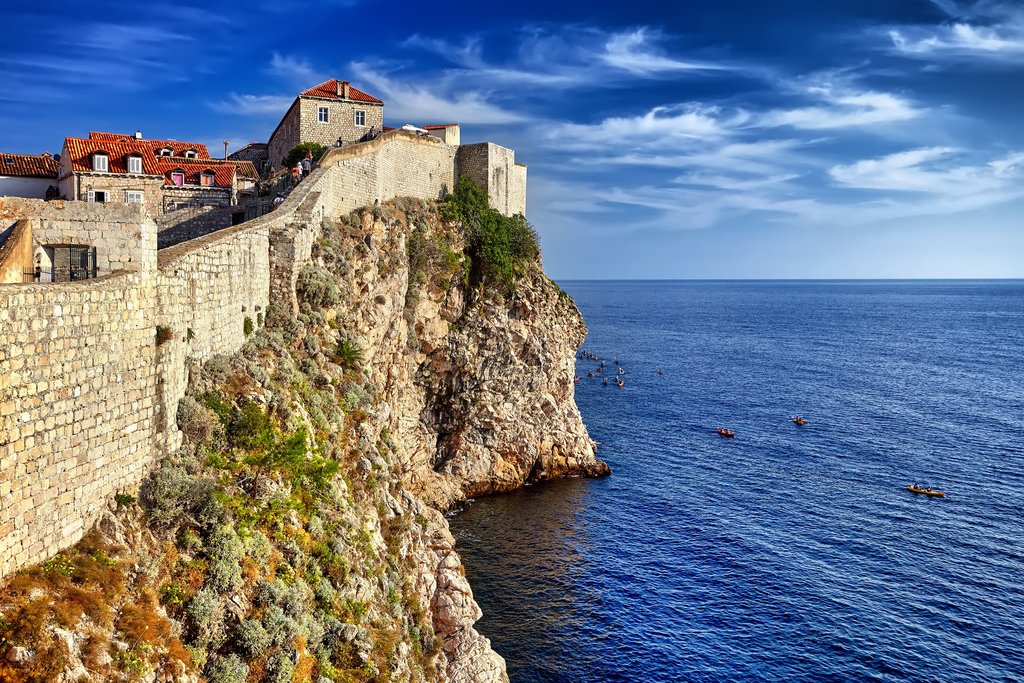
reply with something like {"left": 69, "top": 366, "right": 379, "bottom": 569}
{"left": 342, "top": 81, "right": 351, "bottom": 99}
{"left": 223, "top": 140, "right": 229, "bottom": 159}
{"left": 42, "top": 151, "right": 52, "bottom": 159}
{"left": 134, "top": 130, "right": 143, "bottom": 140}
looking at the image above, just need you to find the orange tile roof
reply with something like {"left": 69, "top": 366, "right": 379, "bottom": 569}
{"left": 86, "top": 132, "right": 211, "bottom": 159}
{"left": 88, "top": 131, "right": 133, "bottom": 141}
{"left": 148, "top": 140, "right": 211, "bottom": 158}
{"left": 63, "top": 137, "right": 162, "bottom": 175}
{"left": 0, "top": 152, "right": 59, "bottom": 178}
{"left": 300, "top": 79, "right": 383, "bottom": 104}
{"left": 161, "top": 155, "right": 258, "bottom": 180}
{"left": 158, "top": 161, "right": 235, "bottom": 188}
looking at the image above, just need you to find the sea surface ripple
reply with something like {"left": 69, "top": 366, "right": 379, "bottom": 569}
{"left": 448, "top": 280, "right": 1024, "bottom": 683}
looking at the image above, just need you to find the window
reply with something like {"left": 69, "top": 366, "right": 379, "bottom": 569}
{"left": 183, "top": 150, "right": 197, "bottom": 159}
{"left": 158, "top": 148, "right": 172, "bottom": 157}
{"left": 354, "top": 110, "right": 366, "bottom": 127}
{"left": 126, "top": 155, "right": 142, "bottom": 174}
{"left": 125, "top": 190, "right": 143, "bottom": 204}
{"left": 92, "top": 153, "right": 108, "bottom": 172}
{"left": 86, "top": 190, "right": 107, "bottom": 203}
{"left": 318, "top": 106, "right": 329, "bottom": 123}
{"left": 200, "top": 172, "right": 214, "bottom": 187}
{"left": 171, "top": 171, "right": 185, "bottom": 186}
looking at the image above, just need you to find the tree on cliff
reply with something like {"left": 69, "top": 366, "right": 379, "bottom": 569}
{"left": 282, "top": 142, "right": 327, "bottom": 170}
{"left": 442, "top": 175, "right": 540, "bottom": 296}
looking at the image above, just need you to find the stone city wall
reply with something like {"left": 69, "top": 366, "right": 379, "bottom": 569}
{"left": 156, "top": 205, "right": 235, "bottom": 249}
{"left": 0, "top": 271, "right": 157, "bottom": 578}
{"left": 154, "top": 222, "right": 271, "bottom": 452}
{"left": 0, "top": 130, "right": 520, "bottom": 580}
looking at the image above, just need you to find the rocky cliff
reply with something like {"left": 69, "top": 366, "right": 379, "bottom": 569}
{"left": 0, "top": 192, "right": 607, "bottom": 683}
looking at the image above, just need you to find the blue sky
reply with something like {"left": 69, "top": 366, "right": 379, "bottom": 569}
{"left": 3, "top": 0, "right": 1023, "bottom": 278}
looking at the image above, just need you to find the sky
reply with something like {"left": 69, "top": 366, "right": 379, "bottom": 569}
{"left": 3, "top": 0, "right": 1023, "bottom": 279}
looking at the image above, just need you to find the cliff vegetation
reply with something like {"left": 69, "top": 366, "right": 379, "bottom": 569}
{"left": 0, "top": 191, "right": 606, "bottom": 683}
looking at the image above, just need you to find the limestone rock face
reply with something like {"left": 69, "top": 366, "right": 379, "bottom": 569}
{"left": 320, "top": 206, "right": 609, "bottom": 511}
{"left": 306, "top": 203, "right": 608, "bottom": 682}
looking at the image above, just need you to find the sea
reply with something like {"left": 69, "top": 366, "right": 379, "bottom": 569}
{"left": 448, "top": 280, "right": 1024, "bottom": 683}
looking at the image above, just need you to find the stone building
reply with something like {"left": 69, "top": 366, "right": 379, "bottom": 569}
{"left": 423, "top": 124, "right": 461, "bottom": 146}
{"left": 267, "top": 79, "right": 384, "bottom": 169}
{"left": 227, "top": 142, "right": 269, "bottom": 173}
{"left": 58, "top": 132, "right": 255, "bottom": 217}
{"left": 0, "top": 152, "right": 59, "bottom": 199}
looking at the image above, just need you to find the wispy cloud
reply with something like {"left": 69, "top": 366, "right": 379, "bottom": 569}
{"left": 210, "top": 94, "right": 295, "bottom": 115}
{"left": 351, "top": 63, "right": 527, "bottom": 124}
{"left": 402, "top": 25, "right": 741, "bottom": 90}
{"left": 829, "top": 147, "right": 1024, "bottom": 196}
{"left": 601, "top": 28, "right": 731, "bottom": 74}
{"left": 759, "top": 85, "right": 923, "bottom": 130}
{"left": 884, "top": 1, "right": 1024, "bottom": 60}
{"left": 268, "top": 53, "right": 326, "bottom": 87}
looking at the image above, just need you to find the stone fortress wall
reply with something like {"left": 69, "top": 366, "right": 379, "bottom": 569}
{"left": 0, "top": 129, "right": 524, "bottom": 579}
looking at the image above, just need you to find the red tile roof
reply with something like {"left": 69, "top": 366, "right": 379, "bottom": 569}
{"left": 87, "top": 132, "right": 211, "bottom": 159}
{"left": 63, "top": 137, "right": 162, "bottom": 175}
{"left": 158, "top": 161, "right": 235, "bottom": 188}
{"left": 300, "top": 79, "right": 383, "bottom": 104}
{"left": 161, "top": 155, "right": 258, "bottom": 180}
{"left": 88, "top": 131, "right": 133, "bottom": 141}
{"left": 148, "top": 140, "right": 211, "bottom": 158}
{"left": 0, "top": 153, "right": 59, "bottom": 178}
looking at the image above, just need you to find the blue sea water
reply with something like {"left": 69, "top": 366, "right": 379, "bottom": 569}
{"left": 447, "top": 281, "right": 1024, "bottom": 683}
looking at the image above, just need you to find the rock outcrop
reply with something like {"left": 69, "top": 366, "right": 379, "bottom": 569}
{"left": 317, "top": 201, "right": 608, "bottom": 509}
{"left": 0, "top": 197, "right": 606, "bottom": 683}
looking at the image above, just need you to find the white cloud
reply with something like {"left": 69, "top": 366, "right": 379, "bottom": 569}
{"left": 885, "top": 2, "right": 1024, "bottom": 59}
{"left": 547, "top": 105, "right": 741, "bottom": 151}
{"left": 269, "top": 53, "right": 326, "bottom": 86}
{"left": 760, "top": 84, "right": 924, "bottom": 130}
{"left": 210, "top": 93, "right": 294, "bottom": 115}
{"left": 401, "top": 25, "right": 738, "bottom": 91}
{"left": 828, "top": 147, "right": 1024, "bottom": 197}
{"left": 601, "top": 28, "right": 729, "bottom": 74}
{"left": 350, "top": 63, "right": 526, "bottom": 124}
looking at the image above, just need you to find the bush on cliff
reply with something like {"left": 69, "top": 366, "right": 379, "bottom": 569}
{"left": 296, "top": 264, "right": 342, "bottom": 311}
{"left": 442, "top": 175, "right": 540, "bottom": 296}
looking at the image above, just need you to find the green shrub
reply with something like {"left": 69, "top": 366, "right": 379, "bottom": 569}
{"left": 142, "top": 463, "right": 215, "bottom": 528}
{"left": 262, "top": 605, "right": 297, "bottom": 648}
{"left": 205, "top": 527, "right": 245, "bottom": 593}
{"left": 114, "top": 492, "right": 136, "bottom": 508}
{"left": 198, "top": 390, "right": 233, "bottom": 428}
{"left": 297, "top": 265, "right": 341, "bottom": 310}
{"left": 236, "top": 619, "right": 271, "bottom": 657}
{"left": 205, "top": 654, "right": 248, "bottom": 683}
{"left": 187, "top": 588, "right": 222, "bottom": 645}
{"left": 228, "top": 402, "right": 276, "bottom": 453}
{"left": 268, "top": 653, "right": 294, "bottom": 683}
{"left": 442, "top": 175, "right": 540, "bottom": 295}
{"left": 336, "top": 338, "right": 363, "bottom": 372}
{"left": 243, "top": 316, "right": 254, "bottom": 337}
{"left": 282, "top": 142, "right": 327, "bottom": 170}
{"left": 177, "top": 396, "right": 224, "bottom": 446}
{"left": 407, "top": 224, "right": 463, "bottom": 297}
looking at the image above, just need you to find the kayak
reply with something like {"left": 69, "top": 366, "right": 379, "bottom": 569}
{"left": 905, "top": 486, "right": 945, "bottom": 498}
